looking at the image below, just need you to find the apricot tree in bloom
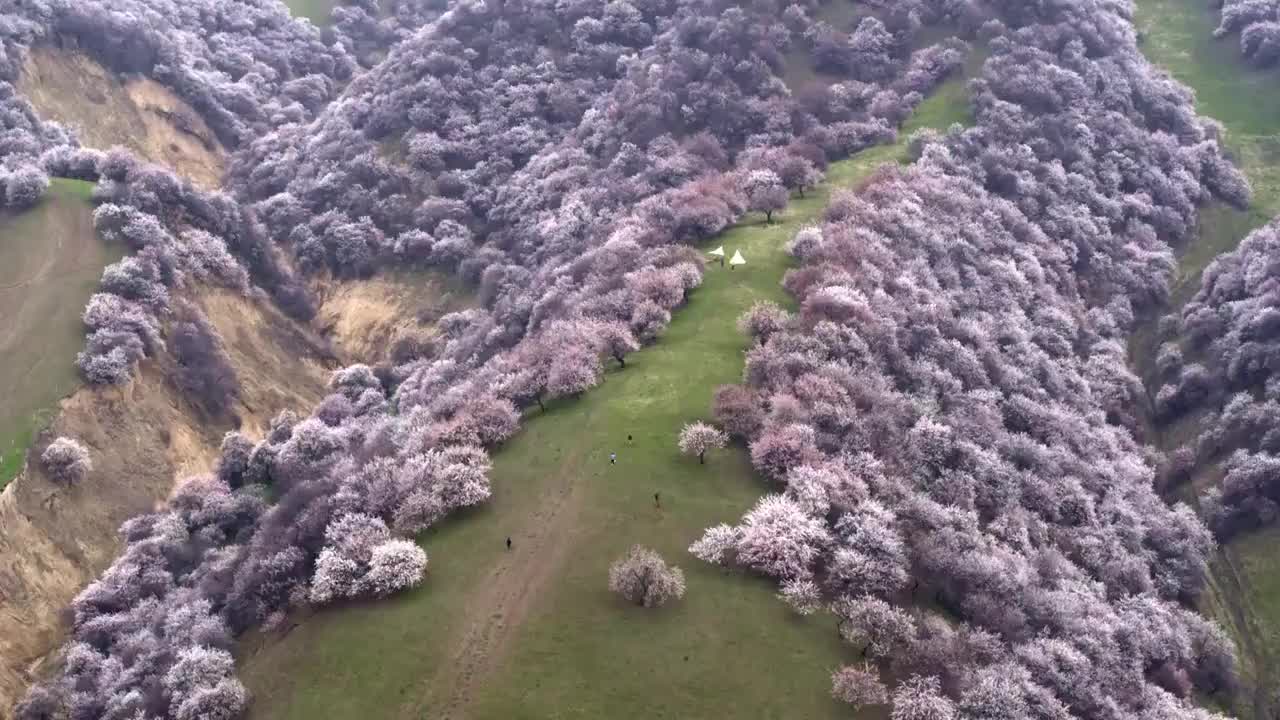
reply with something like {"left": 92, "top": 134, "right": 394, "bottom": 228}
{"left": 678, "top": 421, "right": 728, "bottom": 464}
{"left": 608, "top": 545, "right": 686, "bottom": 607}
{"left": 831, "top": 664, "right": 889, "bottom": 708}
{"left": 41, "top": 437, "right": 92, "bottom": 484}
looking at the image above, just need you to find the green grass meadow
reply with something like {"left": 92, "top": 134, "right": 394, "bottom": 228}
{"left": 0, "top": 178, "right": 112, "bottom": 490}
{"left": 240, "top": 67, "right": 975, "bottom": 720}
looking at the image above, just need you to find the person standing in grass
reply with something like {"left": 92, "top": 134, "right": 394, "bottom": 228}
{"left": 610, "top": 452, "right": 617, "bottom": 464}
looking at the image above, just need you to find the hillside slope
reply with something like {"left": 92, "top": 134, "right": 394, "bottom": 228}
{"left": 5, "top": 0, "right": 1256, "bottom": 718}
{"left": 239, "top": 77, "right": 971, "bottom": 720}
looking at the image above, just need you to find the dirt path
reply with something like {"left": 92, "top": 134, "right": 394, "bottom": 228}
{"left": 408, "top": 441, "right": 592, "bottom": 720}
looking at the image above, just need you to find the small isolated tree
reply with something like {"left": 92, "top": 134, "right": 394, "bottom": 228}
{"left": 743, "top": 169, "right": 788, "bottom": 223}
{"left": 832, "top": 664, "right": 889, "bottom": 708}
{"left": 679, "top": 421, "right": 728, "bottom": 464}
{"left": 42, "top": 437, "right": 92, "bottom": 484}
{"left": 608, "top": 545, "right": 686, "bottom": 607}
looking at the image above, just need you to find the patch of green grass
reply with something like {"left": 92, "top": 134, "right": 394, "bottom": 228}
{"left": 284, "top": 0, "right": 336, "bottom": 25}
{"left": 1200, "top": 530, "right": 1280, "bottom": 716}
{"left": 0, "top": 426, "right": 36, "bottom": 489}
{"left": 901, "top": 52, "right": 983, "bottom": 137}
{"left": 0, "top": 178, "right": 114, "bottom": 490}
{"left": 240, "top": 74, "right": 976, "bottom": 720}
{"left": 56, "top": 177, "right": 94, "bottom": 202}
{"left": 1232, "top": 528, "right": 1280, "bottom": 653}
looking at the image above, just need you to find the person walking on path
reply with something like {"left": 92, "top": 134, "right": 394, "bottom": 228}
{"left": 654, "top": 492, "right": 661, "bottom": 509}
{"left": 627, "top": 434, "right": 633, "bottom": 445}
{"left": 610, "top": 452, "right": 617, "bottom": 464}
{"left": 506, "top": 537, "right": 512, "bottom": 550}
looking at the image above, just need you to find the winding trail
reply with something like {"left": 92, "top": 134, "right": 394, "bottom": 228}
{"left": 409, "top": 437, "right": 592, "bottom": 720}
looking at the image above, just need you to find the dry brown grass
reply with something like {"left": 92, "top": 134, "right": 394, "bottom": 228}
{"left": 311, "top": 269, "right": 467, "bottom": 365}
{"left": 18, "top": 47, "right": 225, "bottom": 189}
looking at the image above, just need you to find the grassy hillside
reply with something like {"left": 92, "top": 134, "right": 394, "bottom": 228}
{"left": 1132, "top": 0, "right": 1280, "bottom": 715}
{"left": 0, "top": 179, "right": 118, "bottom": 489}
{"left": 240, "top": 68, "right": 974, "bottom": 720}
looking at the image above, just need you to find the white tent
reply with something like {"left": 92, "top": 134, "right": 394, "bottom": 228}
{"left": 708, "top": 245, "right": 725, "bottom": 257}
{"left": 729, "top": 249, "right": 746, "bottom": 266}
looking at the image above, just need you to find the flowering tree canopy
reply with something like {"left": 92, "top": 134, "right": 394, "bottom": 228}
{"left": 608, "top": 545, "right": 686, "bottom": 608}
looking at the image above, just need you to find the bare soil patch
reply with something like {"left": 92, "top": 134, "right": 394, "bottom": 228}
{"left": 19, "top": 46, "right": 225, "bottom": 189}
{"left": 311, "top": 270, "right": 466, "bottom": 365}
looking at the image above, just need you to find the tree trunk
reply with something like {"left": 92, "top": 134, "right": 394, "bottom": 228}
{"left": 536, "top": 396, "right": 545, "bottom": 411}
{"left": 699, "top": 452, "right": 705, "bottom": 464}
{"left": 616, "top": 353, "right": 626, "bottom": 368}
{"left": 765, "top": 210, "right": 773, "bottom": 223}
{"left": 798, "top": 186, "right": 805, "bottom": 198}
